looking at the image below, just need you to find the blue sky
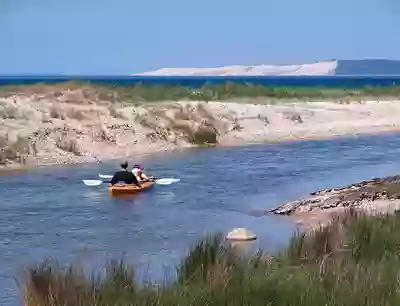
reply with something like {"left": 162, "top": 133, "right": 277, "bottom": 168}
{"left": 1, "top": 0, "right": 399, "bottom": 74}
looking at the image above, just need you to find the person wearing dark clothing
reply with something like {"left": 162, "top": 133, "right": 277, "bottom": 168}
{"left": 110, "top": 161, "right": 141, "bottom": 187}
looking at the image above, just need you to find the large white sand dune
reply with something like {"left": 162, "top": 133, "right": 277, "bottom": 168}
{"left": 136, "top": 60, "right": 338, "bottom": 76}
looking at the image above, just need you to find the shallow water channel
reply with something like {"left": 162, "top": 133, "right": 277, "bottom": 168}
{"left": 2, "top": 132, "right": 400, "bottom": 304}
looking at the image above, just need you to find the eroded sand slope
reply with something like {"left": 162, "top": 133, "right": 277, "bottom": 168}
{"left": 1, "top": 87, "right": 400, "bottom": 168}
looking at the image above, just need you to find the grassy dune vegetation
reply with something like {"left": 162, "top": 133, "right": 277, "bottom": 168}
{"left": 22, "top": 209, "right": 400, "bottom": 305}
{"left": 2, "top": 81, "right": 400, "bottom": 103}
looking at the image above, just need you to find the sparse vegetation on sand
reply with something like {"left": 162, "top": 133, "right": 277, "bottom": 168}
{"left": 22, "top": 210, "right": 400, "bottom": 305}
{"left": 3, "top": 81, "right": 400, "bottom": 103}
{"left": 0, "top": 134, "right": 36, "bottom": 165}
{"left": 2, "top": 81, "right": 400, "bottom": 169}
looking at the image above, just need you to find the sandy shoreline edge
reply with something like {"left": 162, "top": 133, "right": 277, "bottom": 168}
{"left": 2, "top": 86, "right": 400, "bottom": 170}
{"left": 270, "top": 174, "right": 400, "bottom": 231}
{"left": 2, "top": 126, "right": 399, "bottom": 174}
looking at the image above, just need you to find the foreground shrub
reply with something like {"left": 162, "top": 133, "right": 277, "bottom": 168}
{"left": 0, "top": 103, "right": 33, "bottom": 119}
{"left": 190, "top": 126, "right": 218, "bottom": 145}
{"left": 23, "top": 259, "right": 136, "bottom": 306}
{"left": 56, "top": 136, "right": 81, "bottom": 156}
{"left": 22, "top": 210, "right": 400, "bottom": 305}
{"left": 0, "top": 134, "right": 35, "bottom": 164}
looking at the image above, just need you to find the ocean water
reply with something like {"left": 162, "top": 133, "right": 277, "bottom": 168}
{"left": 1, "top": 75, "right": 400, "bottom": 88}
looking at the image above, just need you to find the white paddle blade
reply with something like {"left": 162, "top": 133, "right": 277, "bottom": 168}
{"left": 83, "top": 179, "right": 104, "bottom": 186}
{"left": 99, "top": 174, "right": 113, "bottom": 179}
{"left": 154, "top": 178, "right": 180, "bottom": 185}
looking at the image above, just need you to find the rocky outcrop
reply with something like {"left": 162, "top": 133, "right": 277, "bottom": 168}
{"left": 271, "top": 175, "right": 400, "bottom": 215}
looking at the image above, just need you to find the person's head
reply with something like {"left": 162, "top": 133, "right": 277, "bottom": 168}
{"left": 133, "top": 164, "right": 143, "bottom": 171}
{"left": 132, "top": 164, "right": 143, "bottom": 175}
{"left": 120, "top": 161, "right": 129, "bottom": 170}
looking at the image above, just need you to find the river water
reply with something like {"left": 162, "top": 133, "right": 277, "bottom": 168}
{"left": 2, "top": 132, "right": 400, "bottom": 305}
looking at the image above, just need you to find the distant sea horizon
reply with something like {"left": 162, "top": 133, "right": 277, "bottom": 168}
{"left": 1, "top": 75, "right": 400, "bottom": 88}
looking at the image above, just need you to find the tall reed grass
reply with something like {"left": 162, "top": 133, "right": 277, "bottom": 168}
{"left": 22, "top": 209, "right": 400, "bottom": 305}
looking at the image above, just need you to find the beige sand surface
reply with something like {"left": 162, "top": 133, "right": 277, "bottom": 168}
{"left": 1, "top": 87, "right": 400, "bottom": 169}
{"left": 136, "top": 61, "right": 338, "bottom": 76}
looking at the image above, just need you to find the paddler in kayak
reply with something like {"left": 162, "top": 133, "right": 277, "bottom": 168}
{"left": 110, "top": 161, "right": 141, "bottom": 187}
{"left": 132, "top": 164, "right": 153, "bottom": 183}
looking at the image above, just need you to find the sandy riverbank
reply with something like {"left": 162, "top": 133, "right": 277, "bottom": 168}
{"left": 271, "top": 175, "right": 400, "bottom": 231}
{"left": 2, "top": 85, "right": 400, "bottom": 169}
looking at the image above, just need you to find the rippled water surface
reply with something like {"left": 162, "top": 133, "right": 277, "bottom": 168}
{"left": 3, "top": 133, "right": 400, "bottom": 305}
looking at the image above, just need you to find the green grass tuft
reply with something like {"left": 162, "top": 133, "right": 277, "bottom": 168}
{"left": 21, "top": 210, "right": 400, "bottom": 305}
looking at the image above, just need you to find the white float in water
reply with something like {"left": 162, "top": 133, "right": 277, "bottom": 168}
{"left": 226, "top": 228, "right": 257, "bottom": 241}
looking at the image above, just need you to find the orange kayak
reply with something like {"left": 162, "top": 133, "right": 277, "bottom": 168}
{"left": 108, "top": 181, "right": 154, "bottom": 196}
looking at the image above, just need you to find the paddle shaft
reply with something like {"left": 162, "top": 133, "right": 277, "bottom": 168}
{"left": 85, "top": 176, "right": 178, "bottom": 186}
